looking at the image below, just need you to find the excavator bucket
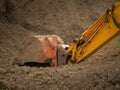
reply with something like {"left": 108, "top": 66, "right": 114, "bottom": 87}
{"left": 14, "top": 35, "right": 64, "bottom": 67}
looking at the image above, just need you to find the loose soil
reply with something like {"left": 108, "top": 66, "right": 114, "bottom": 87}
{"left": 0, "top": 0, "right": 120, "bottom": 90}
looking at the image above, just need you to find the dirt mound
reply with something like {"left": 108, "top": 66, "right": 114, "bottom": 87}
{"left": 0, "top": 0, "right": 120, "bottom": 90}
{"left": 4, "top": 0, "right": 119, "bottom": 42}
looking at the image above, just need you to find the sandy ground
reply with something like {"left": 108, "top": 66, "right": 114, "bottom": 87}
{"left": 0, "top": 0, "right": 120, "bottom": 90}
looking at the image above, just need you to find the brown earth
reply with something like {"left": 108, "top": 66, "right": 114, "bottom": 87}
{"left": 0, "top": 0, "right": 120, "bottom": 90}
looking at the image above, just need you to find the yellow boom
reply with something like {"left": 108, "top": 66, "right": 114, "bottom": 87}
{"left": 15, "top": 2, "right": 120, "bottom": 67}
{"left": 66, "top": 2, "right": 120, "bottom": 64}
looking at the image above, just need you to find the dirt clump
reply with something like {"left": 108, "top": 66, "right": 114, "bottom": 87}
{"left": 0, "top": 0, "right": 120, "bottom": 90}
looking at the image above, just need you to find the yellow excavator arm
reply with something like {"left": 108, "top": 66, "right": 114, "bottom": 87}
{"left": 65, "top": 2, "right": 120, "bottom": 64}
{"left": 15, "top": 2, "right": 120, "bottom": 67}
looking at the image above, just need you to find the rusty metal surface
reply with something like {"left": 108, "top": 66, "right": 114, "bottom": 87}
{"left": 15, "top": 35, "right": 64, "bottom": 67}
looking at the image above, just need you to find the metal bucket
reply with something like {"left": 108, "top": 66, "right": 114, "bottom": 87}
{"left": 14, "top": 35, "right": 64, "bottom": 67}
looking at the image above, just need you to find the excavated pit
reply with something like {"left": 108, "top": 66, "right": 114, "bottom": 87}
{"left": 0, "top": 0, "right": 120, "bottom": 90}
